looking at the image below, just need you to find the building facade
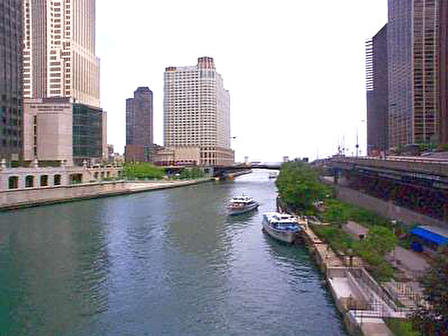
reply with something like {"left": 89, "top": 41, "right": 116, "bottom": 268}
{"left": 23, "top": 97, "right": 106, "bottom": 165}
{"left": 0, "top": 0, "right": 23, "bottom": 161}
{"left": 125, "top": 87, "right": 153, "bottom": 162}
{"left": 439, "top": 0, "right": 448, "bottom": 145}
{"left": 387, "top": 0, "right": 441, "bottom": 148}
{"left": 164, "top": 57, "right": 234, "bottom": 166}
{"left": 23, "top": 0, "right": 100, "bottom": 108}
{"left": 366, "top": 24, "right": 389, "bottom": 155}
{"left": 0, "top": 161, "right": 122, "bottom": 191}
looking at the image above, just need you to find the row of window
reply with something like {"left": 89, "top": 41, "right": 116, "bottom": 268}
{"left": 8, "top": 174, "right": 61, "bottom": 189}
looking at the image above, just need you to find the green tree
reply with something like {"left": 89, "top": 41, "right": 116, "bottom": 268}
{"left": 322, "top": 200, "right": 349, "bottom": 225}
{"left": 275, "top": 161, "right": 329, "bottom": 213}
{"left": 178, "top": 167, "right": 205, "bottom": 179}
{"left": 124, "top": 163, "right": 165, "bottom": 180}
{"left": 412, "top": 249, "right": 448, "bottom": 335}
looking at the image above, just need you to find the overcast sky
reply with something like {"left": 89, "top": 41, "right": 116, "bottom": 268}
{"left": 96, "top": 0, "right": 387, "bottom": 162}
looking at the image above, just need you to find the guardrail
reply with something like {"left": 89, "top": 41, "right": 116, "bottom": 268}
{"left": 331, "top": 156, "right": 448, "bottom": 177}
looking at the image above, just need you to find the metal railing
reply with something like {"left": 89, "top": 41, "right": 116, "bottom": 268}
{"left": 331, "top": 156, "right": 448, "bottom": 177}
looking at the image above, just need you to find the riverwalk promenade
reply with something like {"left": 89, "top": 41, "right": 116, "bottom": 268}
{"left": 0, "top": 178, "right": 215, "bottom": 211}
{"left": 299, "top": 221, "right": 395, "bottom": 336}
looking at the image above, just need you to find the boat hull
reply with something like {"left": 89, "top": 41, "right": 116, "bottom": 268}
{"left": 262, "top": 218, "right": 298, "bottom": 243}
{"left": 228, "top": 202, "right": 259, "bottom": 216}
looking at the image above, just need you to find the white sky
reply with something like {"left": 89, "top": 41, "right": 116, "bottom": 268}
{"left": 96, "top": 0, "right": 387, "bottom": 162}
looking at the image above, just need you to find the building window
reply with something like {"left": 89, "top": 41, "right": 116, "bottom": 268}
{"left": 40, "top": 175, "right": 49, "bottom": 187}
{"left": 25, "top": 176, "right": 34, "bottom": 188}
{"left": 54, "top": 174, "right": 61, "bottom": 186}
{"left": 70, "top": 174, "right": 82, "bottom": 184}
{"left": 8, "top": 176, "right": 19, "bottom": 189}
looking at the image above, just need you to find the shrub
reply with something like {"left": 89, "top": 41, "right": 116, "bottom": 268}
{"left": 124, "top": 163, "right": 165, "bottom": 180}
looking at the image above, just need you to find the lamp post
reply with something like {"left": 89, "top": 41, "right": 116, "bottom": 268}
{"left": 355, "top": 120, "right": 366, "bottom": 158}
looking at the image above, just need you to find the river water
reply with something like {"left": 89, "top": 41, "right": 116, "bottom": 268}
{"left": 0, "top": 170, "right": 347, "bottom": 336}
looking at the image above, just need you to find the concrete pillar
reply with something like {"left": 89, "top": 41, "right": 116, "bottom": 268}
{"left": 18, "top": 174, "right": 26, "bottom": 189}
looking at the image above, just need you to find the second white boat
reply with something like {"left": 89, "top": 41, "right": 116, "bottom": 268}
{"left": 227, "top": 195, "right": 259, "bottom": 216}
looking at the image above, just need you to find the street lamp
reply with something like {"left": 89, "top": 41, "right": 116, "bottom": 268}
{"left": 356, "top": 120, "right": 366, "bottom": 158}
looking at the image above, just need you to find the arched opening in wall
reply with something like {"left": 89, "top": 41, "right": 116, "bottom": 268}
{"left": 94, "top": 172, "right": 99, "bottom": 179}
{"left": 25, "top": 175, "right": 34, "bottom": 188}
{"left": 40, "top": 175, "right": 49, "bottom": 187}
{"left": 54, "top": 175, "right": 62, "bottom": 186}
{"left": 8, "top": 176, "right": 19, "bottom": 189}
{"left": 70, "top": 174, "right": 83, "bottom": 184}
{"left": 107, "top": 171, "right": 110, "bottom": 178}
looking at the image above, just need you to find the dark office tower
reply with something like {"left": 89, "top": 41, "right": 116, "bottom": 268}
{"left": 366, "top": 24, "right": 389, "bottom": 155}
{"left": 125, "top": 87, "right": 154, "bottom": 162}
{"left": 439, "top": 0, "right": 448, "bottom": 145}
{"left": 0, "top": 0, "right": 23, "bottom": 161}
{"left": 388, "top": 0, "right": 440, "bottom": 148}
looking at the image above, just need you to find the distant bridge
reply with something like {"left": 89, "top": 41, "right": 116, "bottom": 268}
{"left": 162, "top": 163, "right": 281, "bottom": 179}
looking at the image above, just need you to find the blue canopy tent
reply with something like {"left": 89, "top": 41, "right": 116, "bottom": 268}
{"left": 411, "top": 226, "right": 448, "bottom": 251}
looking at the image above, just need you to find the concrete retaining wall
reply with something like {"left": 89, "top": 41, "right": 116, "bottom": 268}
{"left": 0, "top": 179, "right": 214, "bottom": 210}
{"left": 0, "top": 181, "right": 129, "bottom": 209}
{"left": 335, "top": 185, "right": 447, "bottom": 228}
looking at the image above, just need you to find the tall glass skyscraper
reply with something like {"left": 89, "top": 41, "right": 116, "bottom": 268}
{"left": 366, "top": 24, "right": 389, "bottom": 154}
{"left": 0, "top": 0, "right": 23, "bottom": 161}
{"left": 388, "top": 0, "right": 441, "bottom": 147}
{"left": 439, "top": 0, "right": 448, "bottom": 145}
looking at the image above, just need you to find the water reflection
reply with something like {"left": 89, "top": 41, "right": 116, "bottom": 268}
{"left": 0, "top": 202, "right": 110, "bottom": 335}
{"left": 0, "top": 170, "right": 347, "bottom": 336}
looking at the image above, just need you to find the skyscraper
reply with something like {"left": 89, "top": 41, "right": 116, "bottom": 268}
{"left": 125, "top": 87, "right": 154, "bottom": 162}
{"left": 439, "top": 0, "right": 448, "bottom": 145}
{"left": 388, "top": 0, "right": 441, "bottom": 148}
{"left": 22, "top": 0, "right": 106, "bottom": 165}
{"left": 23, "top": 0, "right": 100, "bottom": 107}
{"left": 366, "top": 24, "right": 389, "bottom": 154}
{"left": 164, "top": 57, "right": 233, "bottom": 166}
{"left": 0, "top": 0, "right": 23, "bottom": 161}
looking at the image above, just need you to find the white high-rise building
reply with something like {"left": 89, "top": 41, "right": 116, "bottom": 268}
{"left": 164, "top": 57, "right": 234, "bottom": 166}
{"left": 22, "top": 0, "right": 106, "bottom": 166}
{"left": 23, "top": 0, "right": 100, "bottom": 107}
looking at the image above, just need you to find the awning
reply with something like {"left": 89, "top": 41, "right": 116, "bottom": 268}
{"left": 411, "top": 227, "right": 448, "bottom": 246}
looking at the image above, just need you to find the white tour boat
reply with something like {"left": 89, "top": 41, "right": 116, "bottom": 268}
{"left": 227, "top": 195, "right": 259, "bottom": 216}
{"left": 262, "top": 212, "right": 300, "bottom": 243}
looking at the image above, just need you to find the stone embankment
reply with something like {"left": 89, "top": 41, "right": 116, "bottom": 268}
{"left": 0, "top": 178, "right": 214, "bottom": 211}
{"left": 276, "top": 196, "right": 409, "bottom": 335}
{"left": 299, "top": 221, "right": 397, "bottom": 336}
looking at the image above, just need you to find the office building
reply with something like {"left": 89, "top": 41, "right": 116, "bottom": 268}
{"left": 439, "top": 0, "right": 448, "bottom": 145}
{"left": 164, "top": 57, "right": 234, "bottom": 166}
{"left": 0, "top": 0, "right": 23, "bottom": 161}
{"left": 366, "top": 24, "right": 389, "bottom": 154}
{"left": 23, "top": 97, "right": 106, "bottom": 165}
{"left": 125, "top": 87, "right": 154, "bottom": 162}
{"left": 22, "top": 0, "right": 106, "bottom": 165}
{"left": 387, "top": 0, "right": 440, "bottom": 148}
{"left": 23, "top": 0, "right": 100, "bottom": 108}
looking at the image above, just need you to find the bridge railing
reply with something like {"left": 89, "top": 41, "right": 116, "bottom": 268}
{"left": 331, "top": 157, "right": 448, "bottom": 177}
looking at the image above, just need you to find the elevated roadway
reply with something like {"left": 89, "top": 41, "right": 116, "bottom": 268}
{"left": 328, "top": 156, "right": 448, "bottom": 222}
